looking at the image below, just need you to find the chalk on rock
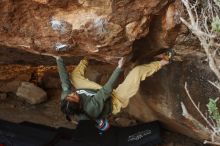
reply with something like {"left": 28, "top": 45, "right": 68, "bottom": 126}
{"left": 55, "top": 43, "right": 70, "bottom": 51}
{"left": 50, "top": 18, "right": 67, "bottom": 34}
{"left": 16, "top": 82, "right": 47, "bottom": 104}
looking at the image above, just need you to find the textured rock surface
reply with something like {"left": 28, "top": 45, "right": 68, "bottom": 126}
{"left": 0, "top": 52, "right": 217, "bottom": 143}
{"left": 0, "top": 93, "right": 7, "bottom": 100}
{"left": 0, "top": 0, "right": 217, "bottom": 144}
{"left": 160, "top": 131, "right": 204, "bottom": 146}
{"left": 16, "top": 82, "right": 47, "bottom": 104}
{"left": 0, "top": 67, "right": 32, "bottom": 93}
{"left": 41, "top": 71, "right": 61, "bottom": 89}
{"left": 127, "top": 54, "right": 219, "bottom": 141}
{"left": 0, "top": 80, "right": 21, "bottom": 93}
{"left": 0, "top": 0, "right": 183, "bottom": 63}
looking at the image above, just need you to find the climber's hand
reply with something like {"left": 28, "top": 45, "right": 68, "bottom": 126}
{"left": 117, "top": 57, "right": 125, "bottom": 68}
{"left": 160, "top": 59, "right": 169, "bottom": 67}
{"left": 52, "top": 55, "right": 61, "bottom": 60}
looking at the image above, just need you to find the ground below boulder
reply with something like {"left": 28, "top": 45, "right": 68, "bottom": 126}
{"left": 0, "top": 51, "right": 217, "bottom": 144}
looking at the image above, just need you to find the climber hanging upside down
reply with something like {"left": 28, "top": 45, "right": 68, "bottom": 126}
{"left": 53, "top": 49, "right": 173, "bottom": 132}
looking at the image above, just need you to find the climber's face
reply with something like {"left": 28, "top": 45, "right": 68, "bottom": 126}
{"left": 66, "top": 92, "right": 80, "bottom": 103}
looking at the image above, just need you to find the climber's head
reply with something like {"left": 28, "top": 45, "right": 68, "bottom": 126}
{"left": 66, "top": 92, "right": 80, "bottom": 103}
{"left": 61, "top": 92, "right": 82, "bottom": 121}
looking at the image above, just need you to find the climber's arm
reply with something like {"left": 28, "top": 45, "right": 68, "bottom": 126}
{"left": 83, "top": 57, "right": 125, "bottom": 118}
{"left": 55, "top": 57, "right": 72, "bottom": 100}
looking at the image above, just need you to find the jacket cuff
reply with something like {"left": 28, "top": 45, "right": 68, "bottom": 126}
{"left": 115, "top": 67, "right": 123, "bottom": 73}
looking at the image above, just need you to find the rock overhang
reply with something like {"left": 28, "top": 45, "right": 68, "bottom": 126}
{"left": 0, "top": 0, "right": 184, "bottom": 63}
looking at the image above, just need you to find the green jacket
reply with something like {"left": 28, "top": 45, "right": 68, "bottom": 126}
{"left": 56, "top": 57, "right": 122, "bottom": 120}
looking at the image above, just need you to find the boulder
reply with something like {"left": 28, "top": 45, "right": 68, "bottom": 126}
{"left": 0, "top": 0, "right": 214, "bottom": 144}
{"left": 127, "top": 55, "right": 219, "bottom": 142}
{"left": 0, "top": 73, "right": 32, "bottom": 93}
{"left": 85, "top": 66, "right": 102, "bottom": 83}
{"left": 41, "top": 71, "right": 61, "bottom": 89}
{"left": 0, "top": 65, "right": 32, "bottom": 93}
{"left": 0, "top": 80, "right": 20, "bottom": 93}
{"left": 16, "top": 82, "right": 47, "bottom": 104}
{"left": 114, "top": 117, "right": 137, "bottom": 127}
{"left": 0, "top": 93, "right": 7, "bottom": 100}
{"left": 0, "top": 0, "right": 184, "bottom": 63}
{"left": 32, "top": 0, "right": 49, "bottom": 4}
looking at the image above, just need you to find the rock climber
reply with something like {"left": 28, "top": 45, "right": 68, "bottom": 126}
{"left": 53, "top": 49, "right": 173, "bottom": 132}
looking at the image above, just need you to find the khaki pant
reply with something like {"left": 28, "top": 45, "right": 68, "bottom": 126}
{"left": 71, "top": 59, "right": 161, "bottom": 115}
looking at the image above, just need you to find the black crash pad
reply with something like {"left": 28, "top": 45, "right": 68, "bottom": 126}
{"left": 0, "top": 119, "right": 161, "bottom": 146}
{"left": 0, "top": 120, "right": 57, "bottom": 146}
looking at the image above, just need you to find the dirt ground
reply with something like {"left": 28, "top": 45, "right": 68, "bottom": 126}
{"left": 0, "top": 89, "right": 74, "bottom": 128}
{"left": 0, "top": 89, "right": 205, "bottom": 146}
{"left": 0, "top": 48, "right": 206, "bottom": 146}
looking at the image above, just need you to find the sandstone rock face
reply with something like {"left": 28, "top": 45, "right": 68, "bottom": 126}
{"left": 0, "top": 93, "right": 7, "bottom": 100}
{"left": 127, "top": 55, "right": 219, "bottom": 141}
{"left": 16, "top": 82, "right": 47, "bottom": 104}
{"left": 0, "top": 80, "right": 21, "bottom": 93}
{"left": 41, "top": 71, "right": 61, "bottom": 89}
{"left": 32, "top": 0, "right": 49, "bottom": 4}
{"left": 0, "top": 0, "right": 183, "bottom": 63}
{"left": 85, "top": 66, "right": 102, "bottom": 83}
{"left": 114, "top": 117, "right": 137, "bottom": 127}
{"left": 0, "top": 66, "right": 32, "bottom": 93}
{"left": 1, "top": 0, "right": 213, "bottom": 144}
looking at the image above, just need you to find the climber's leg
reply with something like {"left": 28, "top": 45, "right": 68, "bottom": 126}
{"left": 71, "top": 59, "right": 102, "bottom": 90}
{"left": 112, "top": 61, "right": 161, "bottom": 114}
